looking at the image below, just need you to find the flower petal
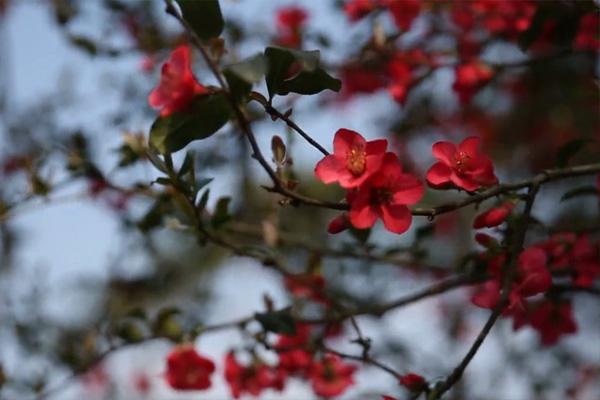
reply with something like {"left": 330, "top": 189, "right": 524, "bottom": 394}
{"left": 315, "top": 155, "right": 347, "bottom": 184}
{"left": 431, "top": 141, "right": 456, "bottom": 165}
{"left": 426, "top": 162, "right": 452, "bottom": 186}
{"left": 333, "top": 129, "right": 365, "bottom": 156}
{"left": 349, "top": 192, "right": 378, "bottom": 229}
{"left": 380, "top": 204, "right": 412, "bottom": 234}
{"left": 365, "top": 139, "right": 388, "bottom": 155}
{"left": 450, "top": 171, "right": 480, "bottom": 191}
{"left": 459, "top": 136, "right": 481, "bottom": 157}
{"left": 392, "top": 174, "right": 424, "bottom": 205}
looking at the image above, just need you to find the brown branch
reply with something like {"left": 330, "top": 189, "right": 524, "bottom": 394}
{"left": 430, "top": 183, "right": 540, "bottom": 399}
{"left": 259, "top": 101, "right": 330, "bottom": 156}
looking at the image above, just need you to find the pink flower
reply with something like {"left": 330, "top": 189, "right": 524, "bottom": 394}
{"left": 348, "top": 153, "right": 423, "bottom": 234}
{"left": 473, "top": 202, "right": 514, "bottom": 229}
{"left": 426, "top": 136, "right": 498, "bottom": 191}
{"left": 315, "top": 129, "right": 388, "bottom": 189}
{"left": 148, "top": 46, "right": 208, "bottom": 117}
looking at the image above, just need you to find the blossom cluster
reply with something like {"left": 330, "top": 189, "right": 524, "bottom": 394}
{"left": 316, "top": 130, "right": 498, "bottom": 234}
{"left": 163, "top": 324, "right": 358, "bottom": 398}
{"left": 472, "top": 232, "right": 600, "bottom": 345}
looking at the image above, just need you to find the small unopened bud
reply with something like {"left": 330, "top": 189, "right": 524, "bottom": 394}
{"left": 327, "top": 214, "right": 350, "bottom": 234}
{"left": 271, "top": 135, "right": 287, "bottom": 165}
{"left": 399, "top": 373, "right": 427, "bottom": 392}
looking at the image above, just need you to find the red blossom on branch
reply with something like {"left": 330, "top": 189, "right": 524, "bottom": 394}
{"left": 224, "top": 352, "right": 286, "bottom": 398}
{"left": 427, "top": 136, "right": 498, "bottom": 192}
{"left": 529, "top": 301, "right": 578, "bottom": 346}
{"left": 452, "top": 61, "right": 494, "bottom": 104}
{"left": 309, "top": 355, "right": 357, "bottom": 398}
{"left": 275, "top": 6, "right": 308, "bottom": 48}
{"left": 164, "top": 346, "right": 215, "bottom": 391}
{"left": 473, "top": 201, "right": 515, "bottom": 229}
{"left": 399, "top": 372, "right": 427, "bottom": 392}
{"left": 148, "top": 45, "right": 208, "bottom": 117}
{"left": 348, "top": 152, "right": 424, "bottom": 234}
{"left": 315, "top": 129, "right": 388, "bottom": 189}
{"left": 275, "top": 323, "right": 314, "bottom": 376}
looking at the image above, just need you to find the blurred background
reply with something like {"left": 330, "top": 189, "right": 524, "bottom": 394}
{"left": 0, "top": 0, "right": 599, "bottom": 399}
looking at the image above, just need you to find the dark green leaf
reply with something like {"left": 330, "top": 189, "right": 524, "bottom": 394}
{"left": 197, "top": 189, "right": 210, "bottom": 210}
{"left": 178, "top": 151, "right": 195, "bottom": 177}
{"left": 224, "top": 54, "right": 267, "bottom": 103}
{"left": 560, "top": 186, "right": 599, "bottom": 202}
{"left": 264, "top": 47, "right": 340, "bottom": 99}
{"left": 149, "top": 93, "right": 231, "bottom": 154}
{"left": 152, "top": 177, "right": 172, "bottom": 186}
{"left": 146, "top": 148, "right": 168, "bottom": 173}
{"left": 556, "top": 138, "right": 593, "bottom": 168}
{"left": 211, "top": 196, "right": 231, "bottom": 228}
{"left": 175, "top": 0, "right": 223, "bottom": 41}
{"left": 278, "top": 68, "right": 342, "bottom": 96}
{"left": 255, "top": 309, "right": 296, "bottom": 335}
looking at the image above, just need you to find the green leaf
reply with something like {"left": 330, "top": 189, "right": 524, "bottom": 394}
{"left": 255, "top": 309, "right": 296, "bottom": 335}
{"left": 197, "top": 189, "right": 210, "bottom": 210}
{"left": 264, "top": 46, "right": 340, "bottom": 99}
{"left": 556, "top": 138, "right": 593, "bottom": 168}
{"left": 224, "top": 54, "right": 267, "bottom": 103}
{"left": 175, "top": 0, "right": 224, "bottom": 41}
{"left": 211, "top": 196, "right": 231, "bottom": 228}
{"left": 560, "top": 186, "right": 599, "bottom": 202}
{"left": 278, "top": 68, "right": 342, "bottom": 96}
{"left": 149, "top": 93, "right": 231, "bottom": 154}
{"left": 178, "top": 151, "right": 195, "bottom": 177}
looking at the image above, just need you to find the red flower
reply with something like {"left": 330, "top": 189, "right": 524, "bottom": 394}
{"left": 452, "top": 61, "right": 494, "bottom": 104}
{"left": 399, "top": 373, "right": 427, "bottom": 392}
{"left": 571, "top": 234, "right": 600, "bottom": 288}
{"left": 284, "top": 272, "right": 329, "bottom": 305}
{"left": 309, "top": 355, "right": 357, "bottom": 398}
{"left": 275, "top": 6, "right": 308, "bottom": 48}
{"left": 132, "top": 372, "right": 152, "bottom": 395}
{"left": 471, "top": 279, "right": 502, "bottom": 309}
{"left": 529, "top": 301, "right": 578, "bottom": 346}
{"left": 473, "top": 202, "right": 514, "bottom": 229}
{"left": 224, "top": 352, "right": 285, "bottom": 398}
{"left": 348, "top": 152, "right": 423, "bottom": 234}
{"left": 472, "top": 248, "right": 551, "bottom": 310}
{"left": 344, "top": 0, "right": 379, "bottom": 22}
{"left": 315, "top": 129, "right": 388, "bottom": 189}
{"left": 386, "top": 0, "right": 420, "bottom": 31}
{"left": 386, "top": 57, "right": 412, "bottom": 104}
{"left": 148, "top": 46, "right": 208, "bottom": 117}
{"left": 328, "top": 214, "right": 350, "bottom": 234}
{"left": 276, "top": 7, "right": 308, "bottom": 31}
{"left": 426, "top": 136, "right": 498, "bottom": 192}
{"left": 573, "top": 13, "right": 600, "bottom": 51}
{"left": 165, "top": 345, "right": 215, "bottom": 391}
{"left": 340, "top": 66, "right": 387, "bottom": 98}
{"left": 275, "top": 324, "right": 313, "bottom": 376}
